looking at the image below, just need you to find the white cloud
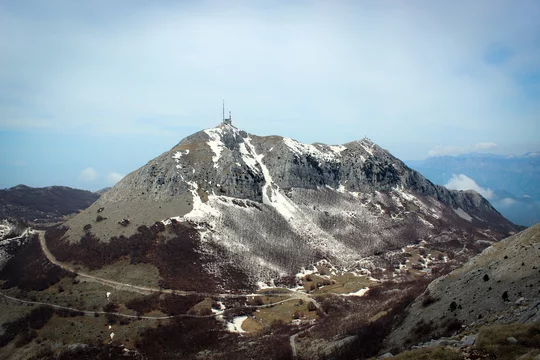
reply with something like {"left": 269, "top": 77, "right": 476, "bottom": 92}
{"left": 499, "top": 197, "right": 517, "bottom": 207}
{"left": 428, "top": 142, "right": 498, "bottom": 156}
{"left": 444, "top": 174, "right": 494, "bottom": 199}
{"left": 79, "top": 167, "right": 98, "bottom": 182}
{"left": 107, "top": 172, "right": 124, "bottom": 184}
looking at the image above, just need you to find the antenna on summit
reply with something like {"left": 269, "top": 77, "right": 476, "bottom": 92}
{"left": 222, "top": 100, "right": 232, "bottom": 125}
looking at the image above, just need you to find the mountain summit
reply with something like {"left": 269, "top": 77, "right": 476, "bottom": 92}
{"left": 56, "top": 123, "right": 518, "bottom": 290}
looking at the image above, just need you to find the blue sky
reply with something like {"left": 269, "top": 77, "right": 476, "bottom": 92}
{"left": 1, "top": 0, "right": 539, "bottom": 191}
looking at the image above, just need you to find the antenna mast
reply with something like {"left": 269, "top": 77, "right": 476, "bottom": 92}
{"left": 221, "top": 100, "right": 232, "bottom": 125}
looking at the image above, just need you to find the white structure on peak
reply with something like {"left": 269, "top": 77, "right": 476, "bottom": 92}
{"left": 222, "top": 100, "right": 232, "bottom": 125}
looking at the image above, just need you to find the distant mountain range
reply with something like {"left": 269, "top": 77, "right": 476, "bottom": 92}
{"left": 406, "top": 152, "right": 540, "bottom": 226}
{"left": 0, "top": 185, "right": 100, "bottom": 224}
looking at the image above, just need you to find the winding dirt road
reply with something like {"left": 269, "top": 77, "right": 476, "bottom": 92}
{"left": 0, "top": 291, "right": 215, "bottom": 320}
{"left": 30, "top": 229, "right": 323, "bottom": 357}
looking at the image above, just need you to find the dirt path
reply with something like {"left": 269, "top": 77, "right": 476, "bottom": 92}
{"left": 37, "top": 230, "right": 190, "bottom": 296}
{"left": 290, "top": 332, "right": 299, "bottom": 360}
{"left": 36, "top": 230, "right": 321, "bottom": 304}
{"left": 0, "top": 291, "right": 215, "bottom": 320}
{"left": 35, "top": 228, "right": 323, "bottom": 358}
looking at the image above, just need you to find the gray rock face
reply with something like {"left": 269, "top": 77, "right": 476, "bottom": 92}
{"left": 100, "top": 124, "right": 513, "bottom": 231}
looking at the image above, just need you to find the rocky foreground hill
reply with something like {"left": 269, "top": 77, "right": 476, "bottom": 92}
{"left": 379, "top": 223, "right": 540, "bottom": 359}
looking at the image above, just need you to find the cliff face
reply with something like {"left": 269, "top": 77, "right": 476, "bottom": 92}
{"left": 61, "top": 123, "right": 519, "bottom": 286}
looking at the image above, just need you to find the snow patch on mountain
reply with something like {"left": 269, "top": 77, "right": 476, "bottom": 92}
{"left": 172, "top": 150, "right": 189, "bottom": 169}
{"left": 204, "top": 128, "right": 225, "bottom": 168}
{"left": 245, "top": 137, "right": 297, "bottom": 219}
{"left": 328, "top": 145, "right": 347, "bottom": 154}
{"left": 343, "top": 287, "right": 369, "bottom": 297}
{"left": 239, "top": 142, "right": 260, "bottom": 175}
{"left": 357, "top": 139, "right": 375, "bottom": 156}
{"left": 0, "top": 220, "right": 13, "bottom": 240}
{"left": 183, "top": 181, "right": 221, "bottom": 230}
{"left": 283, "top": 138, "right": 341, "bottom": 163}
{"left": 453, "top": 207, "right": 473, "bottom": 222}
{"left": 227, "top": 316, "right": 247, "bottom": 333}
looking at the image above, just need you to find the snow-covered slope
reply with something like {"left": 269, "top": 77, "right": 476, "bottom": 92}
{"left": 61, "top": 123, "right": 519, "bottom": 287}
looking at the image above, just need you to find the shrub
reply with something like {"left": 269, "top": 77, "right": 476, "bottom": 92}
{"left": 413, "top": 319, "right": 435, "bottom": 336}
{"left": 445, "top": 319, "right": 463, "bottom": 333}
{"left": 421, "top": 293, "right": 439, "bottom": 307}
{"left": 126, "top": 294, "right": 160, "bottom": 316}
{"left": 103, "top": 302, "right": 119, "bottom": 313}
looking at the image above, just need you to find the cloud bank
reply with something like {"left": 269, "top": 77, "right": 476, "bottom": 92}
{"left": 444, "top": 174, "right": 494, "bottom": 199}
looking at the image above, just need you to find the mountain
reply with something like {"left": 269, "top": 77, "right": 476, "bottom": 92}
{"left": 0, "top": 185, "right": 100, "bottom": 224}
{"left": 0, "top": 123, "right": 524, "bottom": 360}
{"left": 383, "top": 223, "right": 540, "bottom": 357}
{"left": 51, "top": 123, "right": 518, "bottom": 291}
{"left": 406, "top": 153, "right": 540, "bottom": 226}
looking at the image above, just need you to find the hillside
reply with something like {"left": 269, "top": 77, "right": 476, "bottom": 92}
{"left": 384, "top": 224, "right": 540, "bottom": 354}
{"left": 0, "top": 185, "right": 100, "bottom": 224}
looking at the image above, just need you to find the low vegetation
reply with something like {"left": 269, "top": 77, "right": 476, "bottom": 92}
{"left": 389, "top": 346, "right": 465, "bottom": 360}
{"left": 45, "top": 221, "right": 253, "bottom": 292}
{"left": 475, "top": 322, "right": 540, "bottom": 360}
{"left": 0, "top": 306, "right": 82, "bottom": 348}
{"left": 0, "top": 234, "right": 73, "bottom": 291}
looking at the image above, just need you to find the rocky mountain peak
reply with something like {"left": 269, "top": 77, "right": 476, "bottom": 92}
{"left": 93, "top": 122, "right": 515, "bottom": 230}
{"left": 62, "top": 123, "right": 519, "bottom": 285}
